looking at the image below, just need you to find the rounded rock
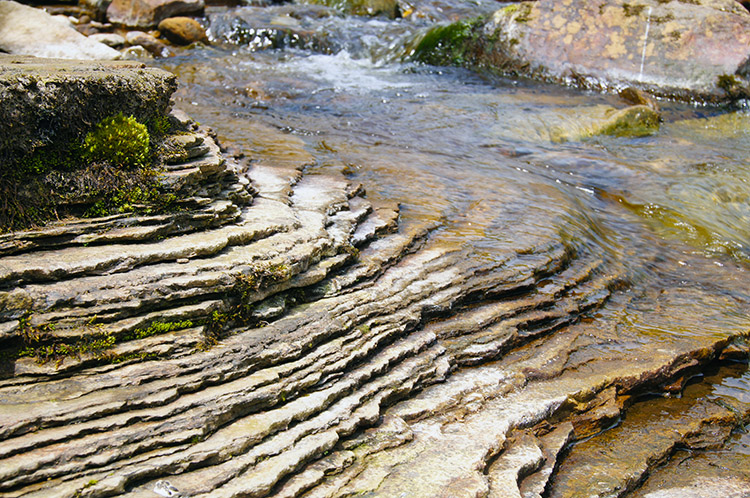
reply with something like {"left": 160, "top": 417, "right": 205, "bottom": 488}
{"left": 157, "top": 17, "right": 208, "bottom": 45}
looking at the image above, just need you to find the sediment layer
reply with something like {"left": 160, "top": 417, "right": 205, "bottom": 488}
{"left": 0, "top": 119, "right": 748, "bottom": 498}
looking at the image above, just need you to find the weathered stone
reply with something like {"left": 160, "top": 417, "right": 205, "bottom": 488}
{"left": 0, "top": 0, "right": 121, "bottom": 60}
{"left": 125, "top": 30, "right": 173, "bottom": 57}
{"left": 106, "top": 0, "right": 205, "bottom": 28}
{"left": 0, "top": 55, "right": 177, "bottom": 167}
{"left": 422, "top": 0, "right": 750, "bottom": 102}
{"left": 158, "top": 16, "right": 208, "bottom": 45}
{"left": 88, "top": 32, "right": 127, "bottom": 47}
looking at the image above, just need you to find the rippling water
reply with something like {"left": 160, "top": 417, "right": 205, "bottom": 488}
{"left": 155, "top": 0, "right": 750, "bottom": 486}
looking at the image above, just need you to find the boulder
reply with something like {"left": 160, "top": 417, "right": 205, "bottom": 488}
{"left": 158, "top": 16, "right": 208, "bottom": 45}
{"left": 0, "top": 55, "right": 177, "bottom": 167}
{"left": 415, "top": 0, "right": 750, "bottom": 103}
{"left": 0, "top": 0, "right": 121, "bottom": 60}
{"left": 106, "top": 0, "right": 205, "bottom": 28}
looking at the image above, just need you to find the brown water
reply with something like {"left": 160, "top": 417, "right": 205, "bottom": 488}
{"left": 155, "top": 1, "right": 750, "bottom": 493}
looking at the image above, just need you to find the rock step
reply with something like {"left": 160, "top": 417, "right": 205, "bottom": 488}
{"left": 546, "top": 363, "right": 750, "bottom": 498}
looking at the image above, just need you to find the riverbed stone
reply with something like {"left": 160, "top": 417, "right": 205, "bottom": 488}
{"left": 0, "top": 0, "right": 121, "bottom": 60}
{"left": 88, "top": 32, "right": 127, "bottom": 47}
{"left": 158, "top": 16, "right": 208, "bottom": 45}
{"left": 0, "top": 55, "right": 177, "bottom": 167}
{"left": 125, "top": 30, "right": 173, "bottom": 56}
{"left": 418, "top": 0, "right": 750, "bottom": 102}
{"left": 106, "top": 0, "right": 205, "bottom": 28}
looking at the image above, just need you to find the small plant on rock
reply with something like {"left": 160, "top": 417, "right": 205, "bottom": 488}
{"left": 82, "top": 113, "right": 150, "bottom": 169}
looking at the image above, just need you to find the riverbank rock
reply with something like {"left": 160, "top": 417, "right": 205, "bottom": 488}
{"left": 106, "top": 0, "right": 205, "bottom": 28}
{"left": 158, "top": 16, "right": 208, "bottom": 45}
{"left": 415, "top": 0, "right": 750, "bottom": 103}
{"left": 0, "top": 0, "right": 121, "bottom": 59}
{"left": 0, "top": 55, "right": 176, "bottom": 166}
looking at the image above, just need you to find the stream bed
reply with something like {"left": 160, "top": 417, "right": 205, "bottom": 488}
{"left": 1, "top": 1, "right": 750, "bottom": 497}
{"left": 141, "top": 0, "right": 750, "bottom": 494}
{"left": 154, "top": 1, "right": 750, "bottom": 495}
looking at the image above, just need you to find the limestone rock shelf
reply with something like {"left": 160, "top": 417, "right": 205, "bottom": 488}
{"left": 0, "top": 122, "right": 749, "bottom": 498}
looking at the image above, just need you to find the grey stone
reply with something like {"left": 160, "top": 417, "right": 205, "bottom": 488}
{"left": 88, "top": 32, "right": 127, "bottom": 47}
{"left": 0, "top": 0, "right": 121, "bottom": 60}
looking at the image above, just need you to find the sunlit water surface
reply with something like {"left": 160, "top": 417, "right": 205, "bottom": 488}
{"left": 155, "top": 0, "right": 750, "bottom": 483}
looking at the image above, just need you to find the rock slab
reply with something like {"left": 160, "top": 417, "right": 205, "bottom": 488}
{"left": 0, "top": 0, "right": 121, "bottom": 60}
{"left": 0, "top": 55, "right": 177, "bottom": 166}
{"left": 478, "top": 0, "right": 750, "bottom": 102}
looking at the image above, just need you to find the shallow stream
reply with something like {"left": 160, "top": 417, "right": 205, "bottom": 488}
{"left": 155, "top": 0, "right": 750, "bottom": 493}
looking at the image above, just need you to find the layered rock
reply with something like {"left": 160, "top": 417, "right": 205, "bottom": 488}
{"left": 413, "top": 0, "right": 750, "bottom": 102}
{"left": 1, "top": 44, "right": 750, "bottom": 498}
{"left": 0, "top": 0, "right": 121, "bottom": 60}
{"left": 0, "top": 110, "right": 748, "bottom": 497}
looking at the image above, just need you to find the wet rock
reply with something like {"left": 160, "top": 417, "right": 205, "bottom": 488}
{"left": 0, "top": 55, "right": 176, "bottom": 166}
{"left": 158, "top": 16, "right": 208, "bottom": 45}
{"left": 488, "top": 103, "right": 660, "bottom": 143}
{"left": 79, "top": 0, "right": 113, "bottom": 21}
{"left": 120, "top": 44, "right": 154, "bottom": 59}
{"left": 0, "top": 0, "right": 121, "bottom": 60}
{"left": 106, "top": 0, "right": 205, "bottom": 28}
{"left": 418, "top": 0, "right": 750, "bottom": 102}
{"left": 125, "top": 30, "right": 174, "bottom": 57}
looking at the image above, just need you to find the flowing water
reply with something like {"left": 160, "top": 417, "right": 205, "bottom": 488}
{"left": 154, "top": 0, "right": 750, "bottom": 493}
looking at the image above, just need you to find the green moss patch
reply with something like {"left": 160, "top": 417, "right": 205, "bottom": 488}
{"left": 0, "top": 112, "right": 180, "bottom": 231}
{"left": 82, "top": 113, "right": 150, "bottom": 169}
{"left": 411, "top": 18, "right": 484, "bottom": 67}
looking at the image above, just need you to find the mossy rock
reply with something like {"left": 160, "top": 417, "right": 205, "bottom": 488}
{"left": 593, "top": 105, "right": 661, "bottom": 138}
{"left": 0, "top": 56, "right": 177, "bottom": 170}
{"left": 411, "top": 20, "right": 479, "bottom": 66}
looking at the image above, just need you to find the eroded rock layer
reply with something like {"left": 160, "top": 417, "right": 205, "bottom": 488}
{"left": 0, "top": 118, "right": 749, "bottom": 498}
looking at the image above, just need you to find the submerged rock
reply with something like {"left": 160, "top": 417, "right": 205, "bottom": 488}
{"left": 0, "top": 0, "right": 121, "bottom": 60}
{"left": 414, "top": 0, "right": 750, "bottom": 103}
{"left": 207, "top": 6, "right": 334, "bottom": 52}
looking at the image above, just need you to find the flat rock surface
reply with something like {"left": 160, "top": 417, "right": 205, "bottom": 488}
{"left": 0, "top": 55, "right": 176, "bottom": 165}
{"left": 479, "top": 0, "right": 750, "bottom": 101}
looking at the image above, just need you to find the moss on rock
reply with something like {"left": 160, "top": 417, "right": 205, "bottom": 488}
{"left": 411, "top": 18, "right": 485, "bottom": 66}
{"left": 82, "top": 113, "right": 151, "bottom": 169}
